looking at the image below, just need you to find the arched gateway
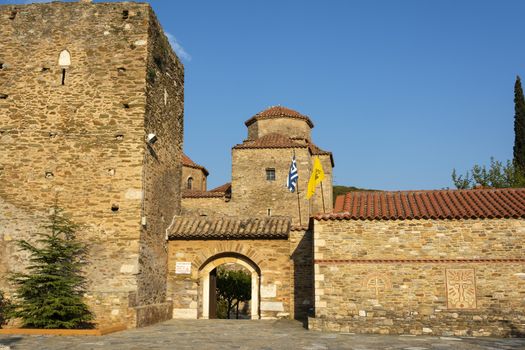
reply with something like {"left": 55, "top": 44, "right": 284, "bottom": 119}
{"left": 166, "top": 215, "right": 303, "bottom": 320}
{"left": 199, "top": 253, "right": 260, "bottom": 319}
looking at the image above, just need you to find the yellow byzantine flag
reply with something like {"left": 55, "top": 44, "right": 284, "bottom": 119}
{"left": 306, "top": 157, "right": 325, "bottom": 199}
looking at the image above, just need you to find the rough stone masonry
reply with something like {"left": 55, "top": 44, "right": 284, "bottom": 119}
{"left": 310, "top": 190, "right": 525, "bottom": 337}
{"left": 0, "top": 1, "right": 184, "bottom": 327}
{"left": 1, "top": 0, "right": 525, "bottom": 338}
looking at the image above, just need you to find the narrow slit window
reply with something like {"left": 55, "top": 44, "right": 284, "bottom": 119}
{"left": 61, "top": 68, "right": 66, "bottom": 85}
{"left": 266, "top": 168, "right": 276, "bottom": 181}
{"left": 267, "top": 208, "right": 272, "bottom": 216}
{"left": 187, "top": 177, "right": 193, "bottom": 190}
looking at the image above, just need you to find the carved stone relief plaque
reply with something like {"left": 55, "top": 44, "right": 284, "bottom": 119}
{"left": 446, "top": 268, "right": 477, "bottom": 309}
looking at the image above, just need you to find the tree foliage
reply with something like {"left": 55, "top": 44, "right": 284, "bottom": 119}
{"left": 333, "top": 185, "right": 378, "bottom": 204}
{"left": 514, "top": 75, "right": 525, "bottom": 170}
{"left": 452, "top": 157, "right": 525, "bottom": 189}
{"left": 216, "top": 267, "right": 251, "bottom": 319}
{"left": 452, "top": 76, "right": 525, "bottom": 190}
{"left": 8, "top": 207, "right": 94, "bottom": 329}
{"left": 0, "top": 291, "right": 12, "bottom": 328}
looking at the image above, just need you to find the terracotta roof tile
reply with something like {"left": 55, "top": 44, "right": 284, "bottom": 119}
{"left": 182, "top": 153, "right": 209, "bottom": 176}
{"left": 308, "top": 142, "right": 335, "bottom": 167}
{"left": 210, "top": 182, "right": 232, "bottom": 193}
{"left": 233, "top": 133, "right": 306, "bottom": 150}
{"left": 308, "top": 143, "right": 329, "bottom": 156}
{"left": 245, "top": 106, "right": 314, "bottom": 128}
{"left": 167, "top": 216, "right": 291, "bottom": 240}
{"left": 322, "top": 188, "right": 525, "bottom": 221}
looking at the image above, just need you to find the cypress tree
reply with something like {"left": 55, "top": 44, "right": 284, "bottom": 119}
{"left": 513, "top": 75, "right": 525, "bottom": 170}
{"left": 9, "top": 207, "right": 94, "bottom": 329}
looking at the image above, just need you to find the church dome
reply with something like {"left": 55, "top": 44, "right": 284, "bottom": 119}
{"left": 244, "top": 106, "right": 314, "bottom": 128}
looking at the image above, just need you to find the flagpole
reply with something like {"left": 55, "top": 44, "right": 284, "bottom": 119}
{"left": 294, "top": 150, "right": 302, "bottom": 226}
{"left": 320, "top": 181, "right": 326, "bottom": 213}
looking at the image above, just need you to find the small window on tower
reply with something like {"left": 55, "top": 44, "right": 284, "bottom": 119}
{"left": 58, "top": 50, "right": 71, "bottom": 85}
{"left": 187, "top": 177, "right": 193, "bottom": 190}
{"left": 266, "top": 168, "right": 275, "bottom": 181}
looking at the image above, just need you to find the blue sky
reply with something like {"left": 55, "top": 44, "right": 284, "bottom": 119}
{"left": 5, "top": 0, "right": 525, "bottom": 190}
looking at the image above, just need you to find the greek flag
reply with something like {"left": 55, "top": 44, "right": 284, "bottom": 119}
{"left": 287, "top": 155, "right": 298, "bottom": 192}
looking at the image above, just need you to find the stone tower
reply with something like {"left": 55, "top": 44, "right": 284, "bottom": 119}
{"left": 0, "top": 1, "right": 184, "bottom": 327}
{"left": 181, "top": 153, "right": 208, "bottom": 191}
{"left": 232, "top": 106, "right": 334, "bottom": 225}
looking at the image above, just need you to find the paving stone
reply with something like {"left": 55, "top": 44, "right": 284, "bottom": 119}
{"left": 1, "top": 319, "right": 524, "bottom": 350}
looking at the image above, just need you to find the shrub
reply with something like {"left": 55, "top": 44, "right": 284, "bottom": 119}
{"left": 0, "top": 291, "right": 12, "bottom": 328}
{"left": 9, "top": 207, "right": 94, "bottom": 329}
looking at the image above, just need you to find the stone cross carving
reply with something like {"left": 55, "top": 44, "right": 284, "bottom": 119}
{"left": 364, "top": 273, "right": 391, "bottom": 297}
{"left": 446, "top": 268, "right": 477, "bottom": 309}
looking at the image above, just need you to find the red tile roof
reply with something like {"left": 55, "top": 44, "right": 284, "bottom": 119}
{"left": 182, "top": 153, "right": 209, "bottom": 176}
{"left": 317, "top": 188, "right": 525, "bottom": 221}
{"left": 182, "top": 182, "right": 232, "bottom": 199}
{"left": 233, "top": 133, "right": 305, "bottom": 150}
{"left": 245, "top": 106, "right": 314, "bottom": 128}
{"left": 210, "top": 182, "right": 232, "bottom": 193}
{"left": 167, "top": 216, "right": 291, "bottom": 240}
{"left": 308, "top": 143, "right": 330, "bottom": 156}
{"left": 233, "top": 135, "right": 334, "bottom": 167}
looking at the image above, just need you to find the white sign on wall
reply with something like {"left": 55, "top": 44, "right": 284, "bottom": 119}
{"left": 175, "top": 262, "right": 191, "bottom": 274}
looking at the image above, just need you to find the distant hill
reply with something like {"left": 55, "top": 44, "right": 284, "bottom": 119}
{"left": 333, "top": 185, "right": 379, "bottom": 204}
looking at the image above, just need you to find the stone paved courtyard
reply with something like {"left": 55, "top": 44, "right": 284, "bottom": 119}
{"left": 1, "top": 320, "right": 524, "bottom": 350}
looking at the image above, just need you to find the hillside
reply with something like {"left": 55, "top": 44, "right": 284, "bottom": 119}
{"left": 332, "top": 185, "right": 379, "bottom": 204}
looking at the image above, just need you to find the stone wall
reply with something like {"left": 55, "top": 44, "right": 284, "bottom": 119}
{"left": 167, "top": 239, "right": 292, "bottom": 319}
{"left": 310, "top": 218, "right": 525, "bottom": 337}
{"left": 0, "top": 1, "right": 182, "bottom": 328}
{"left": 181, "top": 196, "right": 231, "bottom": 216}
{"left": 136, "top": 7, "right": 183, "bottom": 326}
{"left": 289, "top": 228, "right": 314, "bottom": 320}
{"left": 228, "top": 146, "right": 332, "bottom": 226}
{"left": 247, "top": 118, "right": 312, "bottom": 141}
{"left": 231, "top": 147, "right": 312, "bottom": 226}
{"left": 182, "top": 165, "right": 206, "bottom": 191}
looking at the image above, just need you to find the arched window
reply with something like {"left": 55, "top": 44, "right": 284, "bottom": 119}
{"left": 58, "top": 50, "right": 71, "bottom": 85}
{"left": 187, "top": 177, "right": 193, "bottom": 190}
{"left": 58, "top": 50, "right": 71, "bottom": 67}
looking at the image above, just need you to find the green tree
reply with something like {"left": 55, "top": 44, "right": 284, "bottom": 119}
{"left": 0, "top": 291, "right": 12, "bottom": 328}
{"left": 216, "top": 267, "right": 251, "bottom": 319}
{"left": 8, "top": 207, "right": 94, "bottom": 329}
{"left": 451, "top": 157, "right": 525, "bottom": 189}
{"left": 452, "top": 76, "right": 525, "bottom": 189}
{"left": 514, "top": 75, "right": 525, "bottom": 170}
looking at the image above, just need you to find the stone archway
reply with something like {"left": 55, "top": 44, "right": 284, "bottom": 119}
{"left": 199, "top": 253, "right": 260, "bottom": 320}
